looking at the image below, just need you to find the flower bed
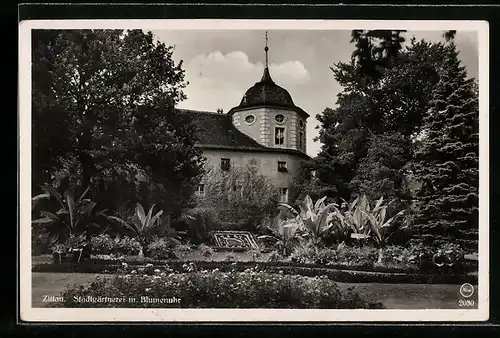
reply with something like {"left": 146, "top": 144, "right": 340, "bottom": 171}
{"left": 32, "top": 259, "right": 478, "bottom": 285}
{"left": 50, "top": 269, "right": 384, "bottom": 309}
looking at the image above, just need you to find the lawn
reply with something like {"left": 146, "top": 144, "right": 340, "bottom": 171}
{"left": 31, "top": 272, "right": 478, "bottom": 309}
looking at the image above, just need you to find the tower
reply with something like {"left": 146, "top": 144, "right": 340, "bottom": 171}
{"left": 227, "top": 31, "right": 309, "bottom": 154}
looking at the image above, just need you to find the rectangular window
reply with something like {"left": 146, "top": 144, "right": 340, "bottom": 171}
{"left": 278, "top": 161, "right": 288, "bottom": 172}
{"left": 299, "top": 131, "right": 304, "bottom": 150}
{"left": 221, "top": 158, "right": 231, "bottom": 171}
{"left": 196, "top": 184, "right": 205, "bottom": 198}
{"left": 280, "top": 187, "right": 288, "bottom": 203}
{"left": 275, "top": 127, "right": 285, "bottom": 145}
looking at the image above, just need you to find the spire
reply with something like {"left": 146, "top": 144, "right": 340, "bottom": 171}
{"left": 265, "top": 30, "right": 269, "bottom": 68}
{"left": 261, "top": 31, "right": 274, "bottom": 83}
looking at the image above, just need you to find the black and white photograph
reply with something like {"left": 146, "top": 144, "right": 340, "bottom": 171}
{"left": 19, "top": 19, "right": 489, "bottom": 322}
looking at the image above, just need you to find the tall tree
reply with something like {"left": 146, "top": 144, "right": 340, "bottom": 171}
{"left": 32, "top": 29, "right": 205, "bottom": 215}
{"left": 313, "top": 33, "right": 444, "bottom": 202}
{"left": 413, "top": 42, "right": 479, "bottom": 249}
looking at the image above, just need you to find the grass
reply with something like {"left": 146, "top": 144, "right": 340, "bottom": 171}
{"left": 31, "top": 272, "right": 478, "bottom": 309}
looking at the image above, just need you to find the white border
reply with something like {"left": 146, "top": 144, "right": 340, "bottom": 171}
{"left": 19, "top": 19, "right": 490, "bottom": 322}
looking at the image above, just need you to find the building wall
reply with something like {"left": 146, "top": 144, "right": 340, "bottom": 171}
{"left": 199, "top": 148, "right": 307, "bottom": 202}
{"left": 231, "top": 107, "right": 307, "bottom": 153}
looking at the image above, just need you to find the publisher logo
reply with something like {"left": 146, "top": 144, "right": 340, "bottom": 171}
{"left": 460, "top": 283, "right": 474, "bottom": 298}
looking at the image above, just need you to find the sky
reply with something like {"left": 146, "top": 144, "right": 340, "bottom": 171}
{"left": 151, "top": 29, "right": 479, "bottom": 157}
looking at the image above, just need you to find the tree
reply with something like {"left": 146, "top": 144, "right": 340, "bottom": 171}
{"left": 32, "top": 29, "right": 205, "bottom": 215}
{"left": 199, "top": 165, "right": 280, "bottom": 232}
{"left": 413, "top": 42, "right": 479, "bottom": 250}
{"left": 314, "top": 33, "right": 446, "bottom": 202}
{"left": 349, "top": 132, "right": 412, "bottom": 202}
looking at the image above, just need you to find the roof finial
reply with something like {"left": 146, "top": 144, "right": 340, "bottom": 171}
{"left": 264, "top": 30, "right": 269, "bottom": 68}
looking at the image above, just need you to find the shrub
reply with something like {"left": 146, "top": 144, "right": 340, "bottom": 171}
{"left": 199, "top": 165, "right": 280, "bottom": 232}
{"left": 181, "top": 207, "right": 218, "bottom": 244}
{"left": 198, "top": 244, "right": 215, "bottom": 261}
{"left": 266, "top": 250, "right": 283, "bottom": 263}
{"left": 247, "top": 248, "right": 262, "bottom": 261}
{"left": 55, "top": 269, "right": 384, "bottom": 309}
{"left": 90, "top": 234, "right": 141, "bottom": 256}
{"left": 147, "top": 237, "right": 181, "bottom": 260}
{"left": 173, "top": 243, "right": 194, "bottom": 259}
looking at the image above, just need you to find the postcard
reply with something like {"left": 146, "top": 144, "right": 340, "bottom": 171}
{"left": 19, "top": 18, "right": 489, "bottom": 322}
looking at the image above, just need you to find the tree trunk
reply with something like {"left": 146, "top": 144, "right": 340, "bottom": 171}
{"left": 79, "top": 150, "right": 94, "bottom": 189}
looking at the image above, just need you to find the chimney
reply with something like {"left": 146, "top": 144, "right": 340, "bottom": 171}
{"left": 216, "top": 108, "right": 223, "bottom": 114}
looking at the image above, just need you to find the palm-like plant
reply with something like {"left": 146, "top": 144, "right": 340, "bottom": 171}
{"left": 362, "top": 198, "right": 406, "bottom": 247}
{"left": 258, "top": 218, "right": 301, "bottom": 256}
{"left": 107, "top": 203, "right": 167, "bottom": 258}
{"left": 331, "top": 195, "right": 406, "bottom": 262}
{"left": 32, "top": 185, "right": 104, "bottom": 247}
{"left": 278, "top": 195, "right": 339, "bottom": 247}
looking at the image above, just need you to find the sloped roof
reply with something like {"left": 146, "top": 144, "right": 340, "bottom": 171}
{"left": 177, "top": 109, "right": 266, "bottom": 149}
{"left": 177, "top": 109, "right": 311, "bottom": 160}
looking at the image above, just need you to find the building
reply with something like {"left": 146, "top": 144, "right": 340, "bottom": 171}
{"left": 179, "top": 33, "right": 311, "bottom": 203}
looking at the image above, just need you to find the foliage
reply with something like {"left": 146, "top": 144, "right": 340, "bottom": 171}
{"left": 31, "top": 184, "right": 107, "bottom": 246}
{"left": 278, "top": 195, "right": 339, "bottom": 246}
{"left": 178, "top": 207, "right": 218, "bottom": 244}
{"left": 199, "top": 165, "right": 280, "bottom": 232}
{"left": 247, "top": 248, "right": 263, "bottom": 262}
{"left": 32, "top": 29, "right": 205, "bottom": 215}
{"left": 266, "top": 250, "right": 283, "bottom": 263}
{"left": 413, "top": 41, "right": 479, "bottom": 250}
{"left": 349, "top": 132, "right": 412, "bottom": 202}
{"left": 146, "top": 237, "right": 181, "bottom": 260}
{"left": 290, "top": 243, "right": 379, "bottom": 269}
{"left": 90, "top": 234, "right": 141, "bottom": 256}
{"left": 330, "top": 195, "right": 406, "bottom": 248}
{"left": 314, "top": 34, "right": 447, "bottom": 203}
{"left": 257, "top": 217, "right": 301, "bottom": 256}
{"left": 107, "top": 203, "right": 177, "bottom": 257}
{"left": 56, "top": 269, "right": 383, "bottom": 309}
{"left": 198, "top": 244, "right": 215, "bottom": 261}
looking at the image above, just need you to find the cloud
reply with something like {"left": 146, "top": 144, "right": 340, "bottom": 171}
{"left": 180, "top": 50, "right": 311, "bottom": 112}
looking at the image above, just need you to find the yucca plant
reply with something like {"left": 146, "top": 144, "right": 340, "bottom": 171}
{"left": 107, "top": 203, "right": 169, "bottom": 258}
{"left": 278, "top": 195, "right": 339, "bottom": 247}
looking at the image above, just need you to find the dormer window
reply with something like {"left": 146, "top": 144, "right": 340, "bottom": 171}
{"left": 275, "top": 114, "right": 285, "bottom": 123}
{"left": 245, "top": 114, "right": 256, "bottom": 124}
